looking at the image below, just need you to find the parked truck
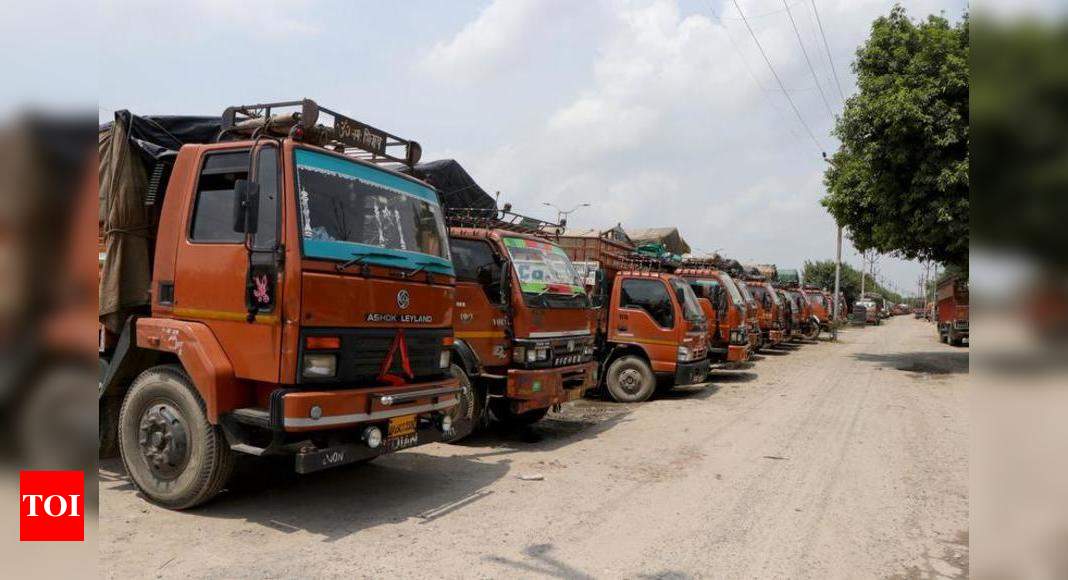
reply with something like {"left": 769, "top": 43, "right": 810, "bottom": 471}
{"left": 743, "top": 279, "right": 784, "bottom": 348}
{"left": 678, "top": 260, "right": 751, "bottom": 364}
{"left": 936, "top": 276, "right": 969, "bottom": 346}
{"left": 558, "top": 231, "right": 709, "bottom": 402}
{"left": 405, "top": 167, "right": 600, "bottom": 431}
{"left": 98, "top": 101, "right": 462, "bottom": 508}
{"left": 802, "top": 286, "right": 832, "bottom": 337}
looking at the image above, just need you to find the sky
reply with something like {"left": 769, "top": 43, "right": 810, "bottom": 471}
{"left": 13, "top": 0, "right": 977, "bottom": 295}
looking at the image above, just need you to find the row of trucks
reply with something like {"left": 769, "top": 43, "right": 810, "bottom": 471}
{"left": 96, "top": 100, "right": 836, "bottom": 508}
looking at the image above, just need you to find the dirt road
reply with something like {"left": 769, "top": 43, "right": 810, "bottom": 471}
{"left": 100, "top": 316, "right": 968, "bottom": 579}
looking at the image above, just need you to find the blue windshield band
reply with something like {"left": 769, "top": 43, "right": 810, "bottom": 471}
{"left": 295, "top": 149, "right": 438, "bottom": 202}
{"left": 294, "top": 149, "right": 454, "bottom": 276}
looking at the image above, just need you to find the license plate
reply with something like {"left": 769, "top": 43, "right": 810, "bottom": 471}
{"left": 387, "top": 414, "right": 417, "bottom": 438}
{"left": 384, "top": 414, "right": 419, "bottom": 453}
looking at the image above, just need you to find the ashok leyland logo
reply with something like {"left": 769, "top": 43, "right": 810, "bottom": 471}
{"left": 20, "top": 470, "right": 84, "bottom": 541}
{"left": 397, "top": 289, "right": 410, "bottom": 309}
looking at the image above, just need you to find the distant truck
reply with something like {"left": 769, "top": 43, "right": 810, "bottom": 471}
{"left": 98, "top": 101, "right": 461, "bottom": 508}
{"left": 802, "top": 286, "right": 832, "bottom": 336}
{"left": 559, "top": 232, "right": 709, "bottom": 402}
{"left": 437, "top": 205, "right": 599, "bottom": 430}
{"left": 936, "top": 276, "right": 969, "bottom": 346}
{"left": 742, "top": 279, "right": 784, "bottom": 348}
{"left": 678, "top": 260, "right": 752, "bottom": 364}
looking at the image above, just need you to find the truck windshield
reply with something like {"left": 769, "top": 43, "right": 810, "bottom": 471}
{"left": 671, "top": 278, "right": 706, "bottom": 323}
{"left": 502, "top": 236, "right": 589, "bottom": 308}
{"left": 737, "top": 281, "right": 756, "bottom": 305}
{"left": 293, "top": 148, "right": 452, "bottom": 275}
{"left": 717, "top": 274, "right": 745, "bottom": 305}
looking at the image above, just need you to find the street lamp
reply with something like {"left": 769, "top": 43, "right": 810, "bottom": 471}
{"left": 542, "top": 202, "right": 590, "bottom": 225}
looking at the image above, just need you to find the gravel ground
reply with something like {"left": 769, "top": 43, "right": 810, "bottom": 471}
{"left": 100, "top": 316, "right": 968, "bottom": 579}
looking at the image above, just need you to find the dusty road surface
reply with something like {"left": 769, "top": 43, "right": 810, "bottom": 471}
{"left": 100, "top": 317, "right": 968, "bottom": 579}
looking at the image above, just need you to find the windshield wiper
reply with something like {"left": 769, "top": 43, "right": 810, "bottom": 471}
{"left": 400, "top": 259, "right": 443, "bottom": 278}
{"left": 336, "top": 251, "right": 398, "bottom": 272}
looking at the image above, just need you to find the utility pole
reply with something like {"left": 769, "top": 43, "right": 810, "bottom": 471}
{"left": 832, "top": 225, "right": 842, "bottom": 323}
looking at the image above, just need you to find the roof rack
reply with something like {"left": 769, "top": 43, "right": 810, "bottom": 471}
{"left": 219, "top": 99, "right": 422, "bottom": 167}
{"left": 446, "top": 205, "right": 564, "bottom": 240}
{"left": 619, "top": 253, "right": 679, "bottom": 273}
{"left": 679, "top": 256, "right": 722, "bottom": 270}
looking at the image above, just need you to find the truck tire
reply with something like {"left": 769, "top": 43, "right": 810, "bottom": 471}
{"left": 489, "top": 400, "right": 549, "bottom": 427}
{"left": 444, "top": 364, "right": 483, "bottom": 442}
{"left": 605, "top": 355, "right": 656, "bottom": 403}
{"left": 118, "top": 365, "right": 234, "bottom": 510}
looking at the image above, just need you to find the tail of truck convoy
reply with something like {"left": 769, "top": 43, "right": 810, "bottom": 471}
{"left": 558, "top": 230, "right": 709, "bottom": 403}
{"left": 402, "top": 162, "right": 599, "bottom": 432}
{"left": 936, "top": 276, "right": 969, "bottom": 346}
{"left": 98, "top": 100, "right": 462, "bottom": 508}
{"left": 678, "top": 258, "right": 752, "bottom": 364}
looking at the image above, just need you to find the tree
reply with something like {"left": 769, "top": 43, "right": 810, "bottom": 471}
{"left": 822, "top": 6, "right": 969, "bottom": 270}
{"left": 803, "top": 260, "right": 903, "bottom": 306}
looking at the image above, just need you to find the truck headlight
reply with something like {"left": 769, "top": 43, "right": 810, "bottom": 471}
{"left": 302, "top": 353, "right": 337, "bottom": 378}
{"left": 512, "top": 346, "right": 526, "bottom": 364}
{"left": 527, "top": 349, "right": 538, "bottom": 363}
{"left": 677, "top": 346, "right": 694, "bottom": 362}
{"left": 439, "top": 350, "right": 451, "bottom": 369}
{"left": 536, "top": 347, "right": 549, "bottom": 361}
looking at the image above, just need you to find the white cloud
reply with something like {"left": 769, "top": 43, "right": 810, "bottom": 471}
{"left": 418, "top": 0, "right": 572, "bottom": 82}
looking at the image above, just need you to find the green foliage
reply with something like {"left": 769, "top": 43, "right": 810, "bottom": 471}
{"left": 972, "top": 17, "right": 1068, "bottom": 270}
{"left": 822, "top": 5, "right": 969, "bottom": 269}
{"left": 803, "top": 259, "right": 904, "bottom": 306}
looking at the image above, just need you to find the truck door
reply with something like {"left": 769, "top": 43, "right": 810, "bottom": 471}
{"left": 610, "top": 277, "right": 677, "bottom": 372}
{"left": 449, "top": 238, "right": 511, "bottom": 370}
{"left": 171, "top": 146, "right": 282, "bottom": 382}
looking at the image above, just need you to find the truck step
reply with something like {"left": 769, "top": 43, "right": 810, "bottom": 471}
{"left": 230, "top": 407, "right": 270, "bottom": 429}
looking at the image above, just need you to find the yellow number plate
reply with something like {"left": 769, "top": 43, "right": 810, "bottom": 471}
{"left": 387, "top": 414, "right": 417, "bottom": 438}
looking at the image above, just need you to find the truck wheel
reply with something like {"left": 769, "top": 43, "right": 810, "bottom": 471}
{"left": 118, "top": 365, "right": 234, "bottom": 510}
{"left": 605, "top": 355, "right": 656, "bottom": 403}
{"left": 444, "top": 364, "right": 483, "bottom": 442}
{"left": 488, "top": 399, "right": 549, "bottom": 427}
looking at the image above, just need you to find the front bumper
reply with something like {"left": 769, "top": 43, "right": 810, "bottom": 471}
{"left": 727, "top": 344, "right": 750, "bottom": 362}
{"left": 294, "top": 422, "right": 449, "bottom": 474}
{"left": 505, "top": 361, "right": 598, "bottom": 414}
{"left": 274, "top": 377, "right": 461, "bottom": 432}
{"left": 674, "top": 358, "right": 710, "bottom": 386}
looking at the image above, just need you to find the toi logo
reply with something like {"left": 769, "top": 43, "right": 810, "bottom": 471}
{"left": 19, "top": 470, "right": 84, "bottom": 541}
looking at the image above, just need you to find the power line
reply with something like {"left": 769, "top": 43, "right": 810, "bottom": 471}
{"left": 782, "top": 0, "right": 835, "bottom": 118}
{"left": 810, "top": 0, "right": 847, "bottom": 103}
{"left": 707, "top": 3, "right": 805, "bottom": 147}
{"left": 730, "top": 0, "right": 825, "bottom": 155}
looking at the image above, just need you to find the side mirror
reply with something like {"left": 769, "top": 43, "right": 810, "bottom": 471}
{"left": 232, "top": 179, "right": 260, "bottom": 234}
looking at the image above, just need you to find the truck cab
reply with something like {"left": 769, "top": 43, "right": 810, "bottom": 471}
{"left": 98, "top": 101, "right": 461, "bottom": 508}
{"left": 599, "top": 271, "right": 709, "bottom": 401}
{"left": 678, "top": 266, "right": 750, "bottom": 364}
{"left": 446, "top": 218, "right": 598, "bottom": 429}
{"left": 936, "top": 276, "right": 969, "bottom": 346}
{"left": 803, "top": 287, "right": 832, "bottom": 335}
{"left": 744, "top": 280, "right": 784, "bottom": 347}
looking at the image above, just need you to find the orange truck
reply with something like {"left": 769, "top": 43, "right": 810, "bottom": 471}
{"left": 677, "top": 260, "right": 751, "bottom": 364}
{"left": 936, "top": 276, "right": 969, "bottom": 346}
{"left": 403, "top": 164, "right": 600, "bottom": 431}
{"left": 559, "top": 231, "right": 709, "bottom": 402}
{"left": 742, "top": 278, "right": 784, "bottom": 348}
{"left": 98, "top": 100, "right": 461, "bottom": 508}
{"left": 802, "top": 286, "right": 833, "bottom": 336}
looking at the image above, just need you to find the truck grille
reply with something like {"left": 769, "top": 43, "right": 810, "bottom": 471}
{"left": 299, "top": 327, "right": 450, "bottom": 385}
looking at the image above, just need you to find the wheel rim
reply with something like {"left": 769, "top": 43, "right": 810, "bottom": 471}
{"left": 137, "top": 402, "right": 190, "bottom": 480}
{"left": 617, "top": 368, "right": 643, "bottom": 394}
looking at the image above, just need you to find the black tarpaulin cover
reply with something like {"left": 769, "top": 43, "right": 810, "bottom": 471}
{"left": 409, "top": 159, "right": 496, "bottom": 210}
{"left": 98, "top": 112, "right": 222, "bottom": 333}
